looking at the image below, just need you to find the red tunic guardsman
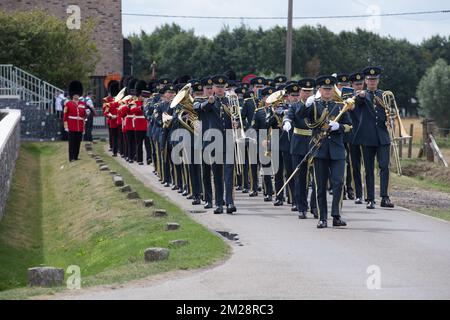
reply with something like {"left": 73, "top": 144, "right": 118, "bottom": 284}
{"left": 64, "top": 80, "right": 86, "bottom": 162}
{"left": 105, "top": 80, "right": 121, "bottom": 156}
{"left": 131, "top": 80, "right": 149, "bottom": 165}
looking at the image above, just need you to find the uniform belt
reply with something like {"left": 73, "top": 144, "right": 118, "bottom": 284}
{"left": 132, "top": 116, "right": 146, "bottom": 128}
{"left": 68, "top": 116, "right": 84, "bottom": 120}
{"left": 294, "top": 128, "right": 312, "bottom": 136}
{"left": 126, "top": 115, "right": 134, "bottom": 118}
{"left": 109, "top": 115, "right": 117, "bottom": 119}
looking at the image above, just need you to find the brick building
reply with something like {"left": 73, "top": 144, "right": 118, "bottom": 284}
{"left": 2, "top": 0, "right": 126, "bottom": 104}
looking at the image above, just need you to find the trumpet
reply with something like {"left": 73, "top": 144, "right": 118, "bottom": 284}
{"left": 374, "top": 91, "right": 410, "bottom": 176}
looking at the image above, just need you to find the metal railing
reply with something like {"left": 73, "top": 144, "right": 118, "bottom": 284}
{"left": 0, "top": 64, "right": 64, "bottom": 113}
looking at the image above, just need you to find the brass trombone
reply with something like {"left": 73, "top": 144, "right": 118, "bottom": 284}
{"left": 374, "top": 91, "right": 410, "bottom": 176}
{"left": 226, "top": 91, "right": 246, "bottom": 175}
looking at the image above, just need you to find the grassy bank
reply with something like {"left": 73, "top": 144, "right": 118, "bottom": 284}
{"left": 0, "top": 142, "right": 228, "bottom": 299}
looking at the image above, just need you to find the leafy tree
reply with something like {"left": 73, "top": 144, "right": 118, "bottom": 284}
{"left": 417, "top": 58, "right": 450, "bottom": 129}
{"left": 0, "top": 9, "right": 98, "bottom": 88}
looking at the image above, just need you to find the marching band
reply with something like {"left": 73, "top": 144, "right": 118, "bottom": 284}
{"left": 93, "top": 66, "right": 399, "bottom": 229}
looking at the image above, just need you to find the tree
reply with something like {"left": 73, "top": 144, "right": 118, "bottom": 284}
{"left": 0, "top": 9, "right": 98, "bottom": 88}
{"left": 417, "top": 59, "right": 450, "bottom": 129}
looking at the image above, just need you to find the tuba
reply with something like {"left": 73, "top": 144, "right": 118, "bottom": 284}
{"left": 170, "top": 83, "right": 199, "bottom": 134}
{"left": 374, "top": 91, "right": 410, "bottom": 176}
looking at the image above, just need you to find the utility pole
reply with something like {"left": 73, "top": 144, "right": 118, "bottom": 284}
{"left": 285, "top": 0, "right": 293, "bottom": 79}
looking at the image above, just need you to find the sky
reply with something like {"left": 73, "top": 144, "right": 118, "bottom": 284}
{"left": 121, "top": 0, "right": 450, "bottom": 44}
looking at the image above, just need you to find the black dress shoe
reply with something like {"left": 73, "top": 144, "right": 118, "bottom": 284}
{"left": 381, "top": 197, "right": 395, "bottom": 208}
{"left": 311, "top": 208, "right": 319, "bottom": 219}
{"left": 177, "top": 189, "right": 183, "bottom": 194}
{"left": 257, "top": 187, "right": 262, "bottom": 192}
{"left": 214, "top": 206, "right": 223, "bottom": 214}
{"left": 298, "top": 211, "right": 307, "bottom": 219}
{"left": 171, "top": 185, "right": 178, "bottom": 190}
{"left": 226, "top": 204, "right": 236, "bottom": 214}
{"left": 291, "top": 205, "right": 298, "bottom": 212}
{"left": 317, "top": 220, "right": 328, "bottom": 229}
{"left": 163, "top": 183, "right": 170, "bottom": 188}
{"left": 192, "top": 199, "right": 201, "bottom": 205}
{"left": 343, "top": 194, "right": 347, "bottom": 200}
{"left": 147, "top": 159, "right": 151, "bottom": 165}
{"left": 264, "top": 195, "right": 272, "bottom": 202}
{"left": 236, "top": 186, "right": 242, "bottom": 191}
{"left": 138, "top": 162, "right": 144, "bottom": 165}
{"left": 333, "top": 217, "right": 347, "bottom": 227}
{"left": 186, "top": 195, "right": 194, "bottom": 200}
{"left": 182, "top": 190, "right": 189, "bottom": 197}
{"left": 204, "top": 202, "right": 213, "bottom": 209}
{"left": 366, "top": 201, "right": 376, "bottom": 209}
{"left": 112, "top": 154, "right": 118, "bottom": 157}
{"left": 355, "top": 198, "right": 363, "bottom": 205}
{"left": 242, "top": 189, "right": 249, "bottom": 194}
{"left": 249, "top": 191, "right": 258, "bottom": 197}
{"left": 347, "top": 192, "right": 355, "bottom": 200}
{"left": 274, "top": 199, "right": 283, "bottom": 207}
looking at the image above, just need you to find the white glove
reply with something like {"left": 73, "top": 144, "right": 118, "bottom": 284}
{"left": 283, "top": 121, "right": 292, "bottom": 132}
{"left": 329, "top": 121, "right": 340, "bottom": 131}
{"left": 306, "top": 95, "right": 315, "bottom": 107}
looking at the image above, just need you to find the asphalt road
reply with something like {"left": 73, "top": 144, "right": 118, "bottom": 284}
{"left": 58, "top": 150, "right": 450, "bottom": 300}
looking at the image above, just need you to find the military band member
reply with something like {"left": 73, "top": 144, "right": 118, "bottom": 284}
{"left": 104, "top": 80, "right": 120, "bottom": 156}
{"left": 156, "top": 84, "right": 176, "bottom": 187}
{"left": 353, "top": 66, "right": 395, "bottom": 209}
{"left": 348, "top": 72, "right": 365, "bottom": 204}
{"left": 283, "top": 79, "right": 318, "bottom": 218}
{"left": 64, "top": 80, "right": 86, "bottom": 162}
{"left": 195, "top": 75, "right": 237, "bottom": 214}
{"left": 266, "top": 83, "right": 296, "bottom": 207}
{"left": 197, "top": 76, "right": 214, "bottom": 209}
{"left": 241, "top": 86, "right": 259, "bottom": 196}
{"left": 131, "top": 80, "right": 149, "bottom": 165}
{"left": 337, "top": 74, "right": 356, "bottom": 200}
{"left": 124, "top": 78, "right": 138, "bottom": 163}
{"left": 252, "top": 86, "right": 275, "bottom": 202}
{"left": 102, "top": 86, "right": 115, "bottom": 152}
{"left": 296, "top": 76, "right": 351, "bottom": 228}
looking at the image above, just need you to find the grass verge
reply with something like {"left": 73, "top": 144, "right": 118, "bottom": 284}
{"left": 0, "top": 142, "right": 228, "bottom": 299}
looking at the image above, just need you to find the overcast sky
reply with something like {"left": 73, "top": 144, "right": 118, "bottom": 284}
{"left": 122, "top": 0, "right": 450, "bottom": 43}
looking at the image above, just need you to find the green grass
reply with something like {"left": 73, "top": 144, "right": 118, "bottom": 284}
{"left": 0, "top": 142, "right": 228, "bottom": 299}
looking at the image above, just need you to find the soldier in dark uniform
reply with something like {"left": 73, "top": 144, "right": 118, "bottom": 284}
{"left": 348, "top": 72, "right": 365, "bottom": 204}
{"left": 252, "top": 87, "right": 275, "bottom": 202}
{"left": 155, "top": 84, "right": 176, "bottom": 187}
{"left": 283, "top": 78, "right": 318, "bottom": 218}
{"left": 196, "top": 76, "right": 214, "bottom": 209}
{"left": 266, "top": 83, "right": 296, "bottom": 207}
{"left": 195, "top": 75, "right": 237, "bottom": 214}
{"left": 241, "top": 88, "right": 259, "bottom": 196}
{"left": 337, "top": 74, "right": 356, "bottom": 201}
{"left": 188, "top": 81, "right": 205, "bottom": 205}
{"left": 296, "top": 75, "right": 351, "bottom": 228}
{"left": 353, "top": 66, "right": 395, "bottom": 209}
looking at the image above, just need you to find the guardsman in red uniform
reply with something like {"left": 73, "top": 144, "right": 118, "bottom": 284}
{"left": 131, "top": 80, "right": 149, "bottom": 165}
{"left": 125, "top": 78, "right": 138, "bottom": 163}
{"left": 104, "top": 80, "right": 120, "bottom": 156}
{"left": 103, "top": 91, "right": 114, "bottom": 152}
{"left": 64, "top": 80, "right": 86, "bottom": 162}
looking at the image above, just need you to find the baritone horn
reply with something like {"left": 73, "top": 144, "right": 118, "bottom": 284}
{"left": 170, "top": 83, "right": 200, "bottom": 134}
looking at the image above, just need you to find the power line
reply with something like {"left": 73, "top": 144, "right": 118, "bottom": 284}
{"left": 122, "top": 9, "right": 450, "bottom": 20}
